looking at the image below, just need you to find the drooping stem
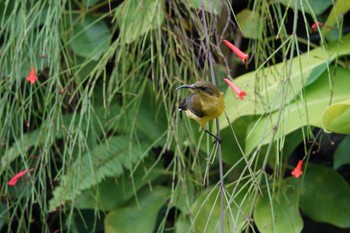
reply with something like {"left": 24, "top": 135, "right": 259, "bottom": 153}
{"left": 200, "top": 3, "right": 225, "bottom": 233}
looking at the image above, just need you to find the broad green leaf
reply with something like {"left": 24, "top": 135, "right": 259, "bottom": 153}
{"left": 77, "top": 163, "right": 164, "bottom": 210}
{"left": 115, "top": 0, "right": 165, "bottom": 44}
{"left": 322, "top": 0, "right": 350, "bottom": 36}
{"left": 187, "top": 0, "right": 222, "bottom": 15}
{"left": 236, "top": 9, "right": 261, "bottom": 39}
{"left": 322, "top": 99, "right": 350, "bottom": 134}
{"left": 245, "top": 66, "right": 350, "bottom": 153}
{"left": 49, "top": 136, "right": 150, "bottom": 211}
{"left": 175, "top": 215, "right": 193, "bottom": 233}
{"left": 289, "top": 165, "right": 350, "bottom": 228}
{"left": 304, "top": 62, "right": 328, "bottom": 87}
{"left": 74, "top": 55, "right": 99, "bottom": 81}
{"left": 177, "top": 184, "right": 253, "bottom": 233}
{"left": 254, "top": 182, "right": 303, "bottom": 233}
{"left": 220, "top": 33, "right": 350, "bottom": 130}
{"left": 276, "top": 0, "right": 333, "bottom": 15}
{"left": 72, "top": 209, "right": 105, "bottom": 233}
{"left": 220, "top": 115, "right": 251, "bottom": 165}
{"left": 69, "top": 16, "right": 111, "bottom": 60}
{"left": 134, "top": 82, "right": 168, "bottom": 145}
{"left": 333, "top": 136, "right": 350, "bottom": 169}
{"left": 172, "top": 177, "right": 196, "bottom": 215}
{"left": 105, "top": 186, "right": 170, "bottom": 233}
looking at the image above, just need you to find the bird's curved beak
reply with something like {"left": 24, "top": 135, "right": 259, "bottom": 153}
{"left": 175, "top": 84, "right": 196, "bottom": 91}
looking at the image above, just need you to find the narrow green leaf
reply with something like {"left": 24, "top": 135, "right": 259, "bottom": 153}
{"left": 0, "top": 104, "right": 119, "bottom": 176}
{"left": 0, "top": 203, "right": 8, "bottom": 230}
{"left": 105, "top": 186, "right": 170, "bottom": 233}
{"left": 322, "top": 99, "right": 350, "bottom": 134}
{"left": 81, "top": 0, "right": 100, "bottom": 8}
{"left": 289, "top": 165, "right": 350, "bottom": 228}
{"left": 333, "top": 136, "right": 350, "bottom": 169}
{"left": 254, "top": 182, "right": 303, "bottom": 233}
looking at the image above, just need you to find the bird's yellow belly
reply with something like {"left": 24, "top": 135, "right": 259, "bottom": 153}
{"left": 185, "top": 94, "right": 224, "bottom": 128}
{"left": 201, "top": 95, "right": 225, "bottom": 119}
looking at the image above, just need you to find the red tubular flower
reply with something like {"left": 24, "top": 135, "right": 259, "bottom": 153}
{"left": 8, "top": 170, "right": 29, "bottom": 186}
{"left": 26, "top": 67, "right": 38, "bottom": 84}
{"left": 223, "top": 39, "right": 249, "bottom": 63}
{"left": 311, "top": 22, "right": 324, "bottom": 33}
{"left": 223, "top": 78, "right": 246, "bottom": 100}
{"left": 291, "top": 160, "right": 303, "bottom": 178}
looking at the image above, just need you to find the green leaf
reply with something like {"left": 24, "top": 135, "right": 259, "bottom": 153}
{"left": 134, "top": 82, "right": 168, "bottom": 145}
{"left": 77, "top": 163, "right": 164, "bottom": 210}
{"left": 0, "top": 1, "right": 16, "bottom": 18}
{"left": 244, "top": 66, "right": 350, "bottom": 153}
{"left": 333, "top": 136, "right": 350, "bottom": 169}
{"left": 0, "top": 104, "right": 119, "bottom": 176}
{"left": 236, "top": 9, "right": 261, "bottom": 39}
{"left": 322, "top": 99, "right": 350, "bottom": 134}
{"left": 276, "top": 0, "right": 333, "bottom": 15}
{"left": 289, "top": 165, "right": 350, "bottom": 228}
{"left": 81, "top": 0, "right": 100, "bottom": 8}
{"left": 177, "top": 184, "right": 253, "bottom": 233}
{"left": 105, "top": 186, "right": 170, "bottom": 233}
{"left": 220, "top": 116, "right": 251, "bottom": 165}
{"left": 187, "top": 0, "right": 222, "bottom": 15}
{"left": 220, "top": 33, "right": 350, "bottom": 131}
{"left": 254, "top": 182, "right": 303, "bottom": 233}
{"left": 304, "top": 62, "right": 328, "bottom": 87}
{"left": 69, "top": 16, "right": 111, "bottom": 60}
{"left": 175, "top": 215, "right": 193, "bottom": 233}
{"left": 0, "top": 203, "right": 8, "bottom": 230}
{"left": 49, "top": 136, "right": 150, "bottom": 211}
{"left": 115, "top": 0, "right": 165, "bottom": 44}
{"left": 322, "top": 0, "right": 350, "bottom": 36}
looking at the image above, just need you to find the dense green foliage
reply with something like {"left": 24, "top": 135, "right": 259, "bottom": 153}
{"left": 1, "top": 0, "right": 350, "bottom": 232}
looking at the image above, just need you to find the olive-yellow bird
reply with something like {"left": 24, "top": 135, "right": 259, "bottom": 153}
{"left": 175, "top": 81, "right": 225, "bottom": 143}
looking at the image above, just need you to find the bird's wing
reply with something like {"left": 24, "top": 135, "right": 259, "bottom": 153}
{"left": 179, "top": 94, "right": 204, "bottom": 118}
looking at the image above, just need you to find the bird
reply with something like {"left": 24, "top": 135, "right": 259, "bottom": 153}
{"left": 175, "top": 80, "right": 225, "bottom": 143}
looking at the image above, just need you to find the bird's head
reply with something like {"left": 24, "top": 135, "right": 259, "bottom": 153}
{"left": 175, "top": 81, "right": 221, "bottom": 98}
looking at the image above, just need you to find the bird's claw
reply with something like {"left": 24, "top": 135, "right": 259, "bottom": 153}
{"left": 212, "top": 136, "right": 222, "bottom": 144}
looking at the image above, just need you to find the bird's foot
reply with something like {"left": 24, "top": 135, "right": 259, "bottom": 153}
{"left": 204, "top": 129, "right": 222, "bottom": 144}
{"left": 212, "top": 135, "right": 222, "bottom": 144}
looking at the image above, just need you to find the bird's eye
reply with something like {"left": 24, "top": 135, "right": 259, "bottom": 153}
{"left": 198, "top": 86, "right": 207, "bottom": 91}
